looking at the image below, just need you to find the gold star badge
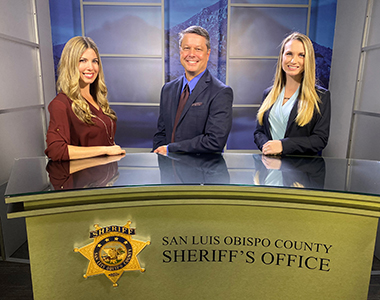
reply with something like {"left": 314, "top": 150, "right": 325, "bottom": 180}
{"left": 74, "top": 221, "right": 150, "bottom": 287}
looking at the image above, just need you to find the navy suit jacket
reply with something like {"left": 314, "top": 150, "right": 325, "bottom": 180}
{"left": 254, "top": 86, "right": 331, "bottom": 155}
{"left": 153, "top": 69, "right": 233, "bottom": 153}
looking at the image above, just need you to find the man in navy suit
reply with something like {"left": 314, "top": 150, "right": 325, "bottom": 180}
{"left": 153, "top": 26, "right": 233, "bottom": 154}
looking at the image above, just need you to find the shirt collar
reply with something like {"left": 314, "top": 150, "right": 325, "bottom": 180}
{"left": 182, "top": 70, "right": 206, "bottom": 94}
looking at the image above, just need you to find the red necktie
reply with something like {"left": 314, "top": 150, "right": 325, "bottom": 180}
{"left": 171, "top": 84, "right": 189, "bottom": 143}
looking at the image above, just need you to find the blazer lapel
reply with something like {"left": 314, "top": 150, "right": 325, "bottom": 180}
{"left": 171, "top": 77, "right": 185, "bottom": 128}
{"left": 264, "top": 108, "right": 273, "bottom": 140}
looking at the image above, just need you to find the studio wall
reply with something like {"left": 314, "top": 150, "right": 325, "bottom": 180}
{"left": 49, "top": 0, "right": 337, "bottom": 151}
{"left": 0, "top": 0, "right": 55, "bottom": 260}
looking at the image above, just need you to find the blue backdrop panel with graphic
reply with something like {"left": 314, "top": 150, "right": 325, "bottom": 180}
{"left": 49, "top": 0, "right": 337, "bottom": 150}
{"left": 102, "top": 57, "right": 163, "bottom": 104}
{"left": 165, "top": 0, "right": 228, "bottom": 83}
{"left": 83, "top": 5, "right": 162, "bottom": 55}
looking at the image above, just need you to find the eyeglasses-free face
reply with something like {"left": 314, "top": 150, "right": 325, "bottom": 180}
{"left": 180, "top": 33, "right": 210, "bottom": 81}
{"left": 282, "top": 39, "right": 305, "bottom": 82}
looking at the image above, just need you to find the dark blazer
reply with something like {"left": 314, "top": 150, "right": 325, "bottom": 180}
{"left": 254, "top": 86, "right": 331, "bottom": 155}
{"left": 153, "top": 69, "right": 233, "bottom": 153}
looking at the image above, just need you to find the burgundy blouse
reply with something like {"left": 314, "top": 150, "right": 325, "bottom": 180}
{"left": 45, "top": 93, "right": 116, "bottom": 161}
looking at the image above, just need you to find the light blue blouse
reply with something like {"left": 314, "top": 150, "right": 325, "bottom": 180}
{"left": 268, "top": 87, "right": 300, "bottom": 140}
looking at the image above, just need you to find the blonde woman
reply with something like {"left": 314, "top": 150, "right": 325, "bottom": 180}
{"left": 254, "top": 32, "right": 331, "bottom": 156}
{"left": 45, "top": 36, "right": 125, "bottom": 161}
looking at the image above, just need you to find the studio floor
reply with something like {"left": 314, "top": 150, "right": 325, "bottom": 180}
{"left": 1, "top": 242, "right": 380, "bottom": 299}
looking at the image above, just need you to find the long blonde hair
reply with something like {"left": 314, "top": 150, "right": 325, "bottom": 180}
{"left": 257, "top": 32, "right": 320, "bottom": 127}
{"left": 56, "top": 36, "right": 116, "bottom": 124}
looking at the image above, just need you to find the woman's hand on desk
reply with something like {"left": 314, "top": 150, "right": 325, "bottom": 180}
{"left": 68, "top": 144, "right": 125, "bottom": 161}
{"left": 105, "top": 144, "right": 126, "bottom": 156}
{"left": 262, "top": 140, "right": 282, "bottom": 156}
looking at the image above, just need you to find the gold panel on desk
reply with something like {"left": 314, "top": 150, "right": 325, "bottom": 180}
{"left": 5, "top": 153, "right": 380, "bottom": 300}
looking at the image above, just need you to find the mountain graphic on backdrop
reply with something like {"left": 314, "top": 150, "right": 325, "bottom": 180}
{"left": 166, "top": 0, "right": 228, "bottom": 83}
{"left": 166, "top": 0, "right": 332, "bottom": 88}
{"left": 52, "top": 0, "right": 332, "bottom": 88}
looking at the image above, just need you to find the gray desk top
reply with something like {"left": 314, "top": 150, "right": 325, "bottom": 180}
{"left": 4, "top": 153, "right": 380, "bottom": 198}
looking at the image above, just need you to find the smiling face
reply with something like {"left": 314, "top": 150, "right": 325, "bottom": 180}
{"left": 180, "top": 33, "right": 210, "bottom": 81}
{"left": 281, "top": 39, "right": 305, "bottom": 82}
{"left": 78, "top": 48, "right": 99, "bottom": 88}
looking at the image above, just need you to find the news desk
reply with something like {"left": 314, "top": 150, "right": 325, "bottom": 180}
{"left": 5, "top": 153, "right": 380, "bottom": 299}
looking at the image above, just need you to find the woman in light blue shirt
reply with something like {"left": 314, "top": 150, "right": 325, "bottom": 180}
{"left": 254, "top": 32, "right": 331, "bottom": 156}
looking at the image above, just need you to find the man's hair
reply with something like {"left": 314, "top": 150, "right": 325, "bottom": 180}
{"left": 178, "top": 26, "right": 210, "bottom": 50}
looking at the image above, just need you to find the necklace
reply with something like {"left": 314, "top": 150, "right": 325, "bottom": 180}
{"left": 93, "top": 114, "right": 114, "bottom": 146}
{"left": 84, "top": 97, "right": 115, "bottom": 146}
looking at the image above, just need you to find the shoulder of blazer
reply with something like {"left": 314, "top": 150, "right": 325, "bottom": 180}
{"left": 315, "top": 85, "right": 331, "bottom": 108}
{"left": 163, "top": 75, "right": 184, "bottom": 90}
{"left": 203, "top": 69, "right": 211, "bottom": 81}
{"left": 202, "top": 69, "right": 231, "bottom": 91}
{"left": 262, "top": 86, "right": 273, "bottom": 102}
{"left": 315, "top": 85, "right": 328, "bottom": 96}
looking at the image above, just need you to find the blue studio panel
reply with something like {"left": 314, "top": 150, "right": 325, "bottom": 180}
{"left": 49, "top": 0, "right": 337, "bottom": 150}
